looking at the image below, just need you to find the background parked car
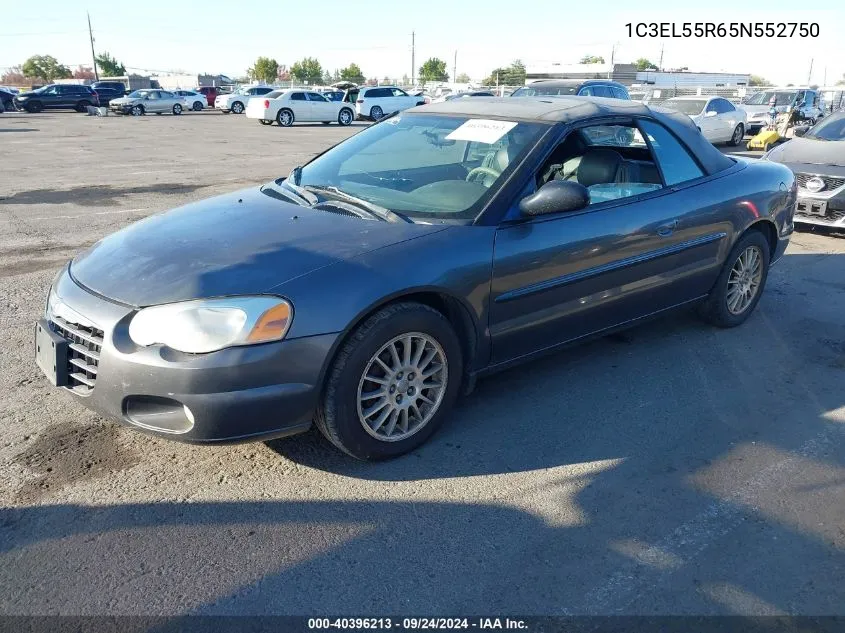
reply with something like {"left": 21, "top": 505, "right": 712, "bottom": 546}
{"left": 245, "top": 89, "right": 355, "bottom": 127}
{"left": 354, "top": 85, "right": 425, "bottom": 120}
{"left": 90, "top": 81, "right": 127, "bottom": 105}
{"left": 196, "top": 86, "right": 220, "bottom": 107}
{"left": 763, "top": 111, "right": 845, "bottom": 230}
{"left": 433, "top": 90, "right": 495, "bottom": 103}
{"left": 215, "top": 86, "right": 274, "bottom": 114}
{"left": 0, "top": 88, "right": 15, "bottom": 112}
{"left": 172, "top": 90, "right": 206, "bottom": 111}
{"left": 318, "top": 90, "right": 345, "bottom": 102}
{"left": 511, "top": 79, "right": 630, "bottom": 99}
{"left": 662, "top": 96, "right": 747, "bottom": 146}
{"left": 109, "top": 89, "right": 186, "bottom": 116}
{"left": 13, "top": 84, "right": 99, "bottom": 113}
{"left": 740, "top": 88, "right": 825, "bottom": 134}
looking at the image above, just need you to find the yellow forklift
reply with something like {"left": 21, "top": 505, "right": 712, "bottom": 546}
{"left": 747, "top": 99, "right": 805, "bottom": 152}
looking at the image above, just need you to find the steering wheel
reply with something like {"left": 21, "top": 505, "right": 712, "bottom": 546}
{"left": 465, "top": 166, "right": 501, "bottom": 184}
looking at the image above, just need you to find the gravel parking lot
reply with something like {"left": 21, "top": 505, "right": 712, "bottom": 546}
{"left": 1, "top": 110, "right": 844, "bottom": 616}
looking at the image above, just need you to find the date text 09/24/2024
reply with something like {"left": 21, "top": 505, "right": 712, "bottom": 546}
{"left": 307, "top": 618, "right": 528, "bottom": 630}
{"left": 625, "top": 22, "right": 819, "bottom": 38}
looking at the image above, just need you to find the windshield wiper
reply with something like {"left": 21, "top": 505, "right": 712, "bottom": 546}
{"left": 262, "top": 180, "right": 313, "bottom": 207}
{"left": 279, "top": 168, "right": 318, "bottom": 206}
{"left": 304, "top": 185, "right": 413, "bottom": 223}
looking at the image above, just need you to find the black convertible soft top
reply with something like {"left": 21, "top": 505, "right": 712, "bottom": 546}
{"left": 411, "top": 97, "right": 735, "bottom": 176}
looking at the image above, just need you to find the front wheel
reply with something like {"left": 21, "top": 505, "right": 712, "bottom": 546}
{"left": 338, "top": 108, "right": 353, "bottom": 126}
{"left": 26, "top": 101, "right": 43, "bottom": 113}
{"left": 315, "top": 302, "right": 463, "bottom": 460}
{"left": 131, "top": 104, "right": 144, "bottom": 116}
{"left": 231, "top": 101, "right": 244, "bottom": 114}
{"left": 730, "top": 123, "right": 744, "bottom": 146}
{"left": 172, "top": 103, "right": 183, "bottom": 115}
{"left": 699, "top": 230, "right": 770, "bottom": 328}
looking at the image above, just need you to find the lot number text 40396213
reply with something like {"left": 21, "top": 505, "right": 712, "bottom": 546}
{"left": 625, "top": 22, "right": 819, "bottom": 38}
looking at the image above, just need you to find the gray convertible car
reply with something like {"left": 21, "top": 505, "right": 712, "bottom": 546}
{"left": 35, "top": 97, "right": 796, "bottom": 460}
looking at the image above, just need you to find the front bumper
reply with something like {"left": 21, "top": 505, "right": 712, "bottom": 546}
{"left": 38, "top": 267, "right": 337, "bottom": 444}
{"left": 109, "top": 103, "right": 134, "bottom": 114}
{"left": 794, "top": 188, "right": 845, "bottom": 229}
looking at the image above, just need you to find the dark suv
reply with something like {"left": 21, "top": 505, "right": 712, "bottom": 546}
{"left": 90, "top": 81, "right": 127, "bottom": 105}
{"left": 511, "top": 79, "right": 630, "bottom": 100}
{"left": 13, "top": 84, "right": 100, "bottom": 112}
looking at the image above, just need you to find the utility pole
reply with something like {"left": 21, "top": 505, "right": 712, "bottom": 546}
{"left": 806, "top": 58, "right": 813, "bottom": 86}
{"left": 823, "top": 66, "right": 827, "bottom": 86}
{"left": 609, "top": 44, "right": 615, "bottom": 79}
{"left": 453, "top": 50, "right": 457, "bottom": 84}
{"left": 88, "top": 12, "right": 99, "bottom": 81}
{"left": 658, "top": 43, "right": 664, "bottom": 71}
{"left": 411, "top": 31, "right": 415, "bottom": 87}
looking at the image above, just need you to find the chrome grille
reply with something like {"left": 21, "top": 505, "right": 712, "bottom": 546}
{"left": 796, "top": 173, "right": 845, "bottom": 192}
{"left": 51, "top": 316, "right": 103, "bottom": 394}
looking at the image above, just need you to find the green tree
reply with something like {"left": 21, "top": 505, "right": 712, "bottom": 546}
{"left": 836, "top": 74, "right": 845, "bottom": 86}
{"left": 418, "top": 57, "right": 449, "bottom": 82}
{"left": 455, "top": 72, "right": 471, "bottom": 83}
{"left": 749, "top": 74, "right": 770, "bottom": 86}
{"left": 247, "top": 57, "right": 279, "bottom": 83}
{"left": 94, "top": 52, "right": 125, "bottom": 77}
{"left": 22, "top": 55, "right": 71, "bottom": 82}
{"left": 321, "top": 70, "right": 332, "bottom": 85}
{"left": 339, "top": 63, "right": 365, "bottom": 85}
{"left": 483, "top": 60, "right": 525, "bottom": 86}
{"left": 580, "top": 55, "right": 605, "bottom": 64}
{"left": 0, "top": 65, "right": 27, "bottom": 85}
{"left": 635, "top": 58, "right": 657, "bottom": 71}
{"left": 73, "top": 65, "right": 95, "bottom": 80}
{"left": 290, "top": 57, "right": 323, "bottom": 84}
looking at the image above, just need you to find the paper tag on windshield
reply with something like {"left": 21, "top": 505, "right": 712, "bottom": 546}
{"left": 446, "top": 119, "right": 518, "bottom": 144}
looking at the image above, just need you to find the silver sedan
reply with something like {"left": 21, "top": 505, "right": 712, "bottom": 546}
{"left": 109, "top": 90, "right": 186, "bottom": 116}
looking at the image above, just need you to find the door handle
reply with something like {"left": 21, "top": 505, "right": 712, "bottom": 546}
{"left": 657, "top": 219, "right": 678, "bottom": 236}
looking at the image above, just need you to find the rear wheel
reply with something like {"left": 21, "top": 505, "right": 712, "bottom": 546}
{"left": 730, "top": 123, "right": 744, "bottom": 146}
{"left": 192, "top": 101, "right": 203, "bottom": 111}
{"left": 338, "top": 108, "right": 353, "bottom": 126}
{"left": 231, "top": 101, "right": 244, "bottom": 114}
{"left": 172, "top": 103, "right": 183, "bottom": 115}
{"left": 315, "top": 302, "right": 462, "bottom": 460}
{"left": 75, "top": 100, "right": 92, "bottom": 113}
{"left": 699, "top": 230, "right": 770, "bottom": 328}
{"left": 277, "top": 108, "right": 294, "bottom": 127}
{"left": 370, "top": 105, "right": 383, "bottom": 120}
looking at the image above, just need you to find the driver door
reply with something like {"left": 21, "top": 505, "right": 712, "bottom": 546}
{"left": 698, "top": 99, "right": 721, "bottom": 141}
{"left": 307, "top": 92, "right": 336, "bottom": 120}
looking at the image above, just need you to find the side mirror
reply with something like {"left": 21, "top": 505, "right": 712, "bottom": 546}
{"left": 519, "top": 180, "right": 590, "bottom": 217}
{"left": 704, "top": 110, "right": 718, "bottom": 117}
{"left": 794, "top": 126, "right": 808, "bottom": 137}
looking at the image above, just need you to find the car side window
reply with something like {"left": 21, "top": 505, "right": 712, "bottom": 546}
{"left": 637, "top": 119, "right": 705, "bottom": 186}
{"left": 578, "top": 86, "right": 593, "bottom": 96}
{"left": 718, "top": 99, "right": 735, "bottom": 112}
{"left": 391, "top": 88, "right": 408, "bottom": 97}
{"left": 307, "top": 92, "right": 328, "bottom": 102}
{"left": 290, "top": 92, "right": 306, "bottom": 101}
{"left": 592, "top": 86, "right": 613, "bottom": 98}
{"left": 160, "top": 91, "right": 174, "bottom": 99}
{"left": 148, "top": 91, "right": 160, "bottom": 100}
{"left": 611, "top": 87, "right": 627, "bottom": 99}
{"left": 536, "top": 123, "right": 664, "bottom": 206}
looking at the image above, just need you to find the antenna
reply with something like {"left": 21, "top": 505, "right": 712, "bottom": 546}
{"left": 88, "top": 12, "right": 99, "bottom": 81}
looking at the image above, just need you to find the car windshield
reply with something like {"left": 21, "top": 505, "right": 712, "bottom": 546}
{"left": 512, "top": 84, "right": 579, "bottom": 97}
{"left": 127, "top": 90, "right": 151, "bottom": 98}
{"left": 291, "top": 113, "right": 546, "bottom": 221}
{"left": 805, "top": 113, "right": 845, "bottom": 141}
{"left": 663, "top": 99, "right": 707, "bottom": 115}
{"left": 745, "top": 90, "right": 797, "bottom": 106}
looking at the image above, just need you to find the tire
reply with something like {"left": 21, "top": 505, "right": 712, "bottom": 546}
{"left": 259, "top": 119, "right": 273, "bottom": 125}
{"left": 314, "top": 302, "right": 463, "bottom": 460}
{"left": 699, "top": 230, "right": 771, "bottom": 328}
{"left": 338, "top": 108, "right": 353, "bottom": 126}
{"left": 75, "top": 100, "right": 91, "bottom": 113}
{"left": 131, "top": 104, "right": 144, "bottom": 116}
{"left": 730, "top": 123, "right": 744, "bottom": 146}
{"left": 370, "top": 105, "right": 383, "bottom": 120}
{"left": 172, "top": 103, "right": 183, "bottom": 115}
{"left": 277, "top": 108, "right": 294, "bottom": 127}
{"left": 26, "top": 101, "right": 43, "bottom": 113}
{"left": 231, "top": 101, "right": 244, "bottom": 114}
{"left": 192, "top": 101, "right": 203, "bottom": 111}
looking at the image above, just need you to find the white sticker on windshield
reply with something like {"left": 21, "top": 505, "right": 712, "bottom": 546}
{"left": 445, "top": 119, "right": 518, "bottom": 144}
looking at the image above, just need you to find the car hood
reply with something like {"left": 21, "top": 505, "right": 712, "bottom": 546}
{"left": 741, "top": 104, "right": 789, "bottom": 116}
{"left": 70, "top": 186, "right": 447, "bottom": 307}
{"left": 766, "top": 137, "right": 845, "bottom": 168}
{"left": 14, "top": 90, "right": 40, "bottom": 98}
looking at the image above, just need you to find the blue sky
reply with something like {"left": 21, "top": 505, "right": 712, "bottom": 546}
{"left": 2, "top": 0, "right": 844, "bottom": 85}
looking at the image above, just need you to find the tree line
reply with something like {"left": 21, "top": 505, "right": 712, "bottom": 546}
{"left": 1, "top": 53, "right": 127, "bottom": 84}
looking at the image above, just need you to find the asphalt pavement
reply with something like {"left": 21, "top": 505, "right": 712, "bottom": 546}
{"left": 0, "top": 110, "right": 843, "bottom": 616}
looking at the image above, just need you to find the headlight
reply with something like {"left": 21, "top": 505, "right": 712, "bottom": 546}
{"left": 128, "top": 296, "right": 292, "bottom": 354}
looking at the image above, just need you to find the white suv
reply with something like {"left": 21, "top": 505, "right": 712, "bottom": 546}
{"left": 353, "top": 86, "right": 424, "bottom": 120}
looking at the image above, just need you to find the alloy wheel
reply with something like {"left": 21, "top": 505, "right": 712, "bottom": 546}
{"left": 726, "top": 246, "right": 763, "bottom": 315}
{"left": 356, "top": 332, "right": 448, "bottom": 442}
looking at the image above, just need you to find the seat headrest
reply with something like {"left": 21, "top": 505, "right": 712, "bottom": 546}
{"left": 493, "top": 145, "right": 518, "bottom": 172}
{"left": 577, "top": 149, "right": 623, "bottom": 187}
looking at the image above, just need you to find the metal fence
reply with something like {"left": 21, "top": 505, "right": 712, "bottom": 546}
{"left": 628, "top": 86, "right": 765, "bottom": 106}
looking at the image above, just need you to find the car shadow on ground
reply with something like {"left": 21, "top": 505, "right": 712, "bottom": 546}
{"left": 0, "top": 183, "right": 209, "bottom": 206}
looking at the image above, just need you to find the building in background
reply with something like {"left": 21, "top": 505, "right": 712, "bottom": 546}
{"left": 525, "top": 63, "right": 749, "bottom": 89}
{"left": 150, "top": 74, "right": 234, "bottom": 90}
